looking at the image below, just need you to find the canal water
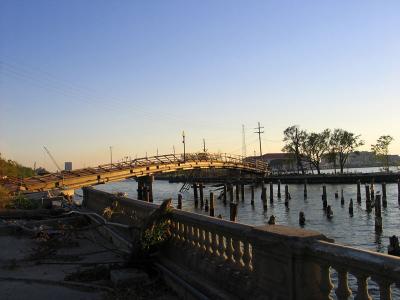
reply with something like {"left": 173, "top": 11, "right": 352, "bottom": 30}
{"left": 91, "top": 179, "right": 400, "bottom": 298}
{"left": 93, "top": 179, "right": 400, "bottom": 253}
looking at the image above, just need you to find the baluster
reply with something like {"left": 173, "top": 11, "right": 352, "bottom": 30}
{"left": 211, "top": 231, "right": 218, "bottom": 257}
{"left": 199, "top": 228, "right": 206, "bottom": 254}
{"left": 204, "top": 229, "right": 211, "bottom": 255}
{"left": 225, "top": 235, "right": 234, "bottom": 265}
{"left": 354, "top": 273, "right": 371, "bottom": 300}
{"left": 242, "top": 240, "right": 252, "bottom": 272}
{"left": 218, "top": 233, "right": 225, "bottom": 260}
{"left": 232, "top": 237, "right": 243, "bottom": 269}
{"left": 170, "top": 221, "right": 178, "bottom": 241}
{"left": 183, "top": 223, "right": 189, "bottom": 247}
{"left": 320, "top": 263, "right": 333, "bottom": 299}
{"left": 373, "top": 277, "right": 392, "bottom": 300}
{"left": 192, "top": 226, "right": 199, "bottom": 251}
{"left": 335, "top": 268, "right": 352, "bottom": 300}
{"left": 187, "top": 224, "right": 194, "bottom": 248}
{"left": 175, "top": 222, "right": 182, "bottom": 244}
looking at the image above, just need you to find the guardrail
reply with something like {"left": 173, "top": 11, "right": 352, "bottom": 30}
{"left": 82, "top": 188, "right": 400, "bottom": 299}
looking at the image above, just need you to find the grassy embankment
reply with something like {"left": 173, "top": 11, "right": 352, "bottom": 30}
{"left": 0, "top": 156, "right": 36, "bottom": 208}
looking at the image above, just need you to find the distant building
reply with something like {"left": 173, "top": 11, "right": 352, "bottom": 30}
{"left": 64, "top": 162, "right": 72, "bottom": 171}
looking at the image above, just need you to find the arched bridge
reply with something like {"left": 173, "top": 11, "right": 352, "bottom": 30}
{"left": 5, "top": 153, "right": 268, "bottom": 193}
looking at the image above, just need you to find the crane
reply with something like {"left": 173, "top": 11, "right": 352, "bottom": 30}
{"left": 43, "top": 146, "right": 62, "bottom": 172}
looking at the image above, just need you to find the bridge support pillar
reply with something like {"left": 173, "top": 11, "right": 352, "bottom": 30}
{"left": 222, "top": 184, "right": 227, "bottom": 204}
{"left": 139, "top": 175, "right": 153, "bottom": 202}
{"left": 229, "top": 184, "right": 234, "bottom": 203}
{"left": 136, "top": 179, "right": 145, "bottom": 200}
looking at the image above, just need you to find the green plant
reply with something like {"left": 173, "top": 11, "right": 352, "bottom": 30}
{"left": 141, "top": 219, "right": 171, "bottom": 252}
{"left": 7, "top": 194, "right": 38, "bottom": 209}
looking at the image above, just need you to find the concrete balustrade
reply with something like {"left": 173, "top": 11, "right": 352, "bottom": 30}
{"left": 83, "top": 187, "right": 400, "bottom": 300}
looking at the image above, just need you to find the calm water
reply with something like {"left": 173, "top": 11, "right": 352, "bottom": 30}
{"left": 93, "top": 179, "right": 400, "bottom": 253}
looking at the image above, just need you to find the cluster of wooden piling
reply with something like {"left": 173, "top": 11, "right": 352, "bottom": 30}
{"left": 167, "top": 177, "right": 400, "bottom": 239}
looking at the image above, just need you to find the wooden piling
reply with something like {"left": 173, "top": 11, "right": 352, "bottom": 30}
{"left": 303, "top": 179, "right": 307, "bottom": 198}
{"left": 235, "top": 184, "right": 240, "bottom": 202}
{"left": 230, "top": 202, "right": 238, "bottom": 222}
{"left": 370, "top": 179, "right": 375, "bottom": 202}
{"left": 204, "top": 199, "right": 209, "bottom": 212}
{"left": 209, "top": 192, "right": 215, "bottom": 217}
{"left": 285, "top": 185, "right": 289, "bottom": 201}
{"left": 277, "top": 180, "right": 281, "bottom": 198}
{"left": 223, "top": 184, "right": 227, "bottom": 205}
{"left": 177, "top": 194, "right": 182, "bottom": 209}
{"left": 241, "top": 184, "right": 245, "bottom": 202}
{"left": 382, "top": 182, "right": 387, "bottom": 208}
{"left": 375, "top": 194, "right": 382, "bottom": 232}
{"left": 322, "top": 185, "right": 327, "bottom": 202}
{"left": 398, "top": 179, "right": 400, "bottom": 205}
{"left": 349, "top": 199, "right": 353, "bottom": 216}
{"left": 250, "top": 185, "right": 255, "bottom": 205}
{"left": 340, "top": 189, "right": 344, "bottom": 205}
{"left": 299, "top": 211, "right": 305, "bottom": 226}
{"left": 357, "top": 180, "right": 361, "bottom": 203}
{"left": 269, "top": 182, "right": 273, "bottom": 203}
{"left": 193, "top": 183, "right": 199, "bottom": 201}
{"left": 366, "top": 185, "right": 371, "bottom": 213}
{"left": 199, "top": 183, "right": 204, "bottom": 208}
{"left": 262, "top": 187, "right": 267, "bottom": 210}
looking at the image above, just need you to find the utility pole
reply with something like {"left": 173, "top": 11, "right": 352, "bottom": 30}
{"left": 203, "top": 138, "right": 207, "bottom": 152}
{"left": 254, "top": 122, "right": 264, "bottom": 157}
{"left": 242, "top": 124, "right": 247, "bottom": 157}
{"left": 109, "top": 146, "right": 113, "bottom": 165}
{"left": 182, "top": 131, "right": 186, "bottom": 162}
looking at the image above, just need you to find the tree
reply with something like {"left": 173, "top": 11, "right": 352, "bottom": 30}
{"left": 329, "top": 129, "right": 364, "bottom": 174}
{"left": 371, "top": 135, "right": 394, "bottom": 172}
{"left": 301, "top": 129, "right": 331, "bottom": 174}
{"left": 282, "top": 126, "right": 307, "bottom": 174}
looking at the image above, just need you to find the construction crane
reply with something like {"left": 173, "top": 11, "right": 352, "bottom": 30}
{"left": 43, "top": 146, "right": 62, "bottom": 172}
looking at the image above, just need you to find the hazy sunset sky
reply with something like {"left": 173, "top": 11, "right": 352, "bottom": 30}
{"left": 1, "top": 1, "right": 399, "bottom": 171}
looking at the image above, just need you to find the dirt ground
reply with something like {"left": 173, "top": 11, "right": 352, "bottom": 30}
{"left": 0, "top": 214, "right": 178, "bottom": 300}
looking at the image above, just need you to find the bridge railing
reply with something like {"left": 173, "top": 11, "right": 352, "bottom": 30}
{"left": 106, "top": 152, "right": 267, "bottom": 172}
{"left": 83, "top": 188, "right": 400, "bottom": 299}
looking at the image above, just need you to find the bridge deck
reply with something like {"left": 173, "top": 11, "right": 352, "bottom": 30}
{"left": 2, "top": 153, "right": 267, "bottom": 193}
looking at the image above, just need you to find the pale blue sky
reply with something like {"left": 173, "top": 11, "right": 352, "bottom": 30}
{"left": 1, "top": 1, "right": 399, "bottom": 171}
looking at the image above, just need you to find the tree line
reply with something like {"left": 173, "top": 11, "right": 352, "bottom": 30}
{"left": 282, "top": 126, "right": 394, "bottom": 174}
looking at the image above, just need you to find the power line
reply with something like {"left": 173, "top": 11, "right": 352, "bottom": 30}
{"left": 254, "top": 122, "right": 264, "bottom": 157}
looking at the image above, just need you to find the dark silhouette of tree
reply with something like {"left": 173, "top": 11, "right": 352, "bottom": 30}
{"left": 330, "top": 129, "right": 364, "bottom": 174}
{"left": 282, "top": 126, "right": 307, "bottom": 174}
{"left": 371, "top": 135, "right": 394, "bottom": 172}
{"left": 302, "top": 129, "right": 331, "bottom": 174}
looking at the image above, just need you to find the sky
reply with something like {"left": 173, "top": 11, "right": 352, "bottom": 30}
{"left": 1, "top": 1, "right": 400, "bottom": 171}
